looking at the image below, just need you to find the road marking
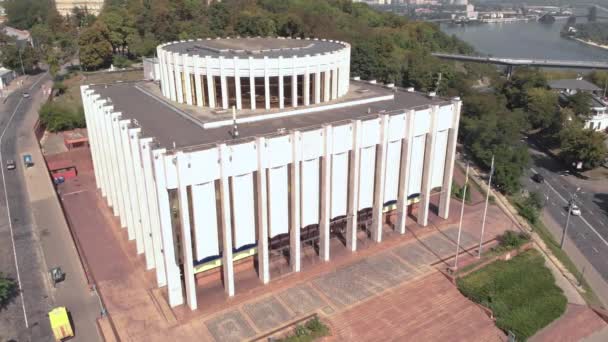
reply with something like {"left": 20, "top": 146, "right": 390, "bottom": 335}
{"left": 593, "top": 247, "right": 599, "bottom": 254}
{"left": 0, "top": 73, "right": 46, "bottom": 329}
{"left": 560, "top": 211, "right": 565, "bottom": 217}
{"left": 544, "top": 179, "right": 608, "bottom": 248}
{"left": 601, "top": 221, "right": 607, "bottom": 227}
{"left": 589, "top": 211, "right": 595, "bottom": 216}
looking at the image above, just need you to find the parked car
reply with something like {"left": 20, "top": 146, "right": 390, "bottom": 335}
{"left": 570, "top": 204, "right": 581, "bottom": 216}
{"left": 532, "top": 173, "right": 544, "bottom": 183}
{"left": 22, "top": 92, "right": 30, "bottom": 98}
{"left": 23, "top": 154, "right": 33, "bottom": 167}
{"left": 6, "top": 160, "right": 15, "bottom": 170}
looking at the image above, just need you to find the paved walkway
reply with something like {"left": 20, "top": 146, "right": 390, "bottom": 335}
{"left": 51, "top": 146, "right": 518, "bottom": 341}
{"left": 530, "top": 304, "right": 607, "bottom": 342}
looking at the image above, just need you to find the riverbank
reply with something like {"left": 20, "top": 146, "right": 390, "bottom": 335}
{"left": 572, "top": 37, "right": 608, "bottom": 51}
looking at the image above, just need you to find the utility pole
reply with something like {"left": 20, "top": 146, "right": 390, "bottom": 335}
{"left": 18, "top": 46, "right": 25, "bottom": 75}
{"left": 453, "top": 163, "right": 469, "bottom": 271}
{"left": 478, "top": 155, "right": 494, "bottom": 258}
{"left": 560, "top": 187, "right": 580, "bottom": 249}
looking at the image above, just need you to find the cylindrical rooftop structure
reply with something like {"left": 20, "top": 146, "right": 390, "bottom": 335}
{"left": 156, "top": 37, "right": 351, "bottom": 111}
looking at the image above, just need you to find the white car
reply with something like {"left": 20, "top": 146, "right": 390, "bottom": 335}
{"left": 6, "top": 160, "right": 15, "bottom": 170}
{"left": 570, "top": 204, "right": 581, "bottom": 216}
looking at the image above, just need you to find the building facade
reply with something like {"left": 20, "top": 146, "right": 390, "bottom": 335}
{"left": 55, "top": 0, "right": 104, "bottom": 16}
{"left": 81, "top": 37, "right": 461, "bottom": 311}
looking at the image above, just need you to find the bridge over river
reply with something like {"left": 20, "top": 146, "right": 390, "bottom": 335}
{"left": 432, "top": 53, "right": 608, "bottom": 78}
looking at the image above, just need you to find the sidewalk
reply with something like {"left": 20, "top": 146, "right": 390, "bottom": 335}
{"left": 17, "top": 79, "right": 101, "bottom": 341}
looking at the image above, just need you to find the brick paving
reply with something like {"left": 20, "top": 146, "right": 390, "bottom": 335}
{"left": 50, "top": 146, "right": 524, "bottom": 341}
{"left": 530, "top": 304, "right": 608, "bottom": 342}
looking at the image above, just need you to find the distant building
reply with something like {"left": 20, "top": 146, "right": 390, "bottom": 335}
{"left": 55, "top": 0, "right": 104, "bottom": 16}
{"left": 0, "top": 67, "right": 16, "bottom": 90}
{"left": 2, "top": 26, "right": 33, "bottom": 46}
{"left": 549, "top": 78, "right": 608, "bottom": 131}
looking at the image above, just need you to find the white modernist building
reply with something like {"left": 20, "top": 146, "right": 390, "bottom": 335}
{"left": 156, "top": 37, "right": 350, "bottom": 110}
{"left": 81, "top": 37, "right": 461, "bottom": 311}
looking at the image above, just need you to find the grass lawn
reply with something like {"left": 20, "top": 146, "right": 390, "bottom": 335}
{"left": 457, "top": 249, "right": 567, "bottom": 341}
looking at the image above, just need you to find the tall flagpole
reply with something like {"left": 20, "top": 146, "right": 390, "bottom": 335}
{"left": 453, "top": 163, "right": 469, "bottom": 271}
{"left": 478, "top": 155, "right": 494, "bottom": 258}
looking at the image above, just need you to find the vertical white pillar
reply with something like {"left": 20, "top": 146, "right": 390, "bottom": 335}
{"left": 218, "top": 144, "right": 235, "bottom": 296}
{"left": 323, "top": 67, "right": 330, "bottom": 102}
{"left": 319, "top": 125, "right": 332, "bottom": 261}
{"left": 194, "top": 56, "right": 204, "bottom": 107}
{"left": 439, "top": 99, "right": 462, "bottom": 218}
{"left": 304, "top": 56, "right": 310, "bottom": 106}
{"left": 174, "top": 54, "right": 184, "bottom": 103}
{"left": 264, "top": 56, "right": 270, "bottom": 110}
{"left": 418, "top": 106, "right": 439, "bottom": 226}
{"left": 255, "top": 138, "right": 270, "bottom": 284}
{"left": 278, "top": 56, "right": 284, "bottom": 109}
{"left": 314, "top": 56, "right": 321, "bottom": 104}
{"left": 290, "top": 131, "right": 301, "bottom": 272}
{"left": 396, "top": 111, "right": 415, "bottom": 234}
{"left": 152, "top": 149, "right": 183, "bottom": 307}
{"left": 141, "top": 138, "right": 167, "bottom": 287}
{"left": 346, "top": 120, "right": 361, "bottom": 251}
{"left": 175, "top": 152, "right": 197, "bottom": 310}
{"left": 121, "top": 123, "right": 143, "bottom": 255}
{"left": 292, "top": 56, "right": 298, "bottom": 108}
{"left": 331, "top": 68, "right": 338, "bottom": 100}
{"left": 220, "top": 57, "right": 228, "bottom": 109}
{"left": 158, "top": 49, "right": 169, "bottom": 98}
{"left": 183, "top": 56, "right": 193, "bottom": 105}
{"left": 234, "top": 57, "right": 242, "bottom": 110}
{"left": 206, "top": 56, "right": 216, "bottom": 108}
{"left": 100, "top": 106, "right": 118, "bottom": 212}
{"left": 110, "top": 114, "right": 129, "bottom": 230}
{"left": 371, "top": 115, "right": 389, "bottom": 242}
{"left": 167, "top": 53, "right": 177, "bottom": 101}
{"left": 249, "top": 56, "right": 256, "bottom": 110}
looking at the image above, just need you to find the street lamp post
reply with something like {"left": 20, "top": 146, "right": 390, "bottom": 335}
{"left": 453, "top": 163, "right": 469, "bottom": 271}
{"left": 478, "top": 155, "right": 494, "bottom": 258}
{"left": 560, "top": 188, "right": 580, "bottom": 249}
{"left": 18, "top": 46, "right": 25, "bottom": 75}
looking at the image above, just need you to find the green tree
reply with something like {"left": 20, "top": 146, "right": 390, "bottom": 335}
{"left": 235, "top": 12, "right": 276, "bottom": 36}
{"left": 4, "top": 0, "right": 54, "bottom": 29}
{"left": 525, "top": 87, "right": 559, "bottom": 130}
{"left": 39, "top": 102, "right": 86, "bottom": 132}
{"left": 98, "top": 6, "right": 137, "bottom": 55}
{"left": 566, "top": 92, "right": 592, "bottom": 118}
{"left": 559, "top": 125, "right": 607, "bottom": 170}
{"left": 0, "top": 44, "right": 39, "bottom": 74}
{"left": 79, "top": 21, "right": 113, "bottom": 70}
{"left": 0, "top": 273, "right": 18, "bottom": 309}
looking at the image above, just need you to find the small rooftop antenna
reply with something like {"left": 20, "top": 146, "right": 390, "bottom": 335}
{"left": 231, "top": 106, "right": 239, "bottom": 139}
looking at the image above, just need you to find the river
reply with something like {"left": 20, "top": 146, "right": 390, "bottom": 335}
{"left": 440, "top": 18, "right": 608, "bottom": 62}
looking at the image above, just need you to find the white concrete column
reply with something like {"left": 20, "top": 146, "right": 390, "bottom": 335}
{"left": 206, "top": 56, "right": 216, "bottom": 108}
{"left": 249, "top": 57, "right": 256, "bottom": 110}
{"left": 130, "top": 129, "right": 155, "bottom": 270}
{"left": 319, "top": 125, "right": 332, "bottom": 261}
{"left": 234, "top": 57, "right": 242, "bottom": 110}
{"left": 331, "top": 67, "right": 338, "bottom": 100}
{"left": 396, "top": 111, "right": 415, "bottom": 234}
{"left": 304, "top": 57, "right": 310, "bottom": 106}
{"left": 122, "top": 124, "right": 144, "bottom": 256}
{"left": 314, "top": 56, "right": 321, "bottom": 104}
{"left": 218, "top": 144, "right": 235, "bottom": 296}
{"left": 264, "top": 56, "right": 270, "bottom": 110}
{"left": 152, "top": 149, "right": 183, "bottom": 307}
{"left": 94, "top": 100, "right": 112, "bottom": 201}
{"left": 167, "top": 53, "right": 177, "bottom": 101}
{"left": 175, "top": 152, "right": 197, "bottom": 310}
{"left": 278, "top": 56, "right": 284, "bottom": 109}
{"left": 292, "top": 56, "right": 298, "bottom": 108}
{"left": 194, "top": 56, "right": 204, "bottom": 107}
{"left": 110, "top": 114, "right": 129, "bottom": 231}
{"left": 346, "top": 120, "right": 361, "bottom": 251}
{"left": 100, "top": 105, "right": 118, "bottom": 212}
{"left": 439, "top": 99, "right": 462, "bottom": 218}
{"left": 174, "top": 54, "right": 184, "bottom": 103}
{"left": 140, "top": 138, "right": 167, "bottom": 287}
{"left": 183, "top": 56, "right": 193, "bottom": 106}
{"left": 323, "top": 67, "right": 330, "bottom": 102}
{"left": 371, "top": 115, "right": 389, "bottom": 242}
{"left": 157, "top": 49, "right": 168, "bottom": 98}
{"left": 418, "top": 106, "right": 439, "bottom": 226}
{"left": 220, "top": 57, "right": 228, "bottom": 109}
{"left": 82, "top": 91, "right": 102, "bottom": 193}
{"left": 255, "top": 137, "right": 270, "bottom": 284}
{"left": 118, "top": 120, "right": 138, "bottom": 241}
{"left": 290, "top": 131, "right": 301, "bottom": 272}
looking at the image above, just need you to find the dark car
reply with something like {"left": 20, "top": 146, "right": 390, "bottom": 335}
{"left": 532, "top": 173, "right": 544, "bottom": 183}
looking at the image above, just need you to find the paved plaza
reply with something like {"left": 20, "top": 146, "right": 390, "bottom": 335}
{"left": 50, "top": 147, "right": 518, "bottom": 341}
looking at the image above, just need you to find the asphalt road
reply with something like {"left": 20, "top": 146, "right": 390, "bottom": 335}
{"left": 523, "top": 141, "right": 608, "bottom": 284}
{"left": 0, "top": 73, "right": 54, "bottom": 341}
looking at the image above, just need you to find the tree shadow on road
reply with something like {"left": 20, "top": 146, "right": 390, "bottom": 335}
{"left": 0, "top": 273, "right": 19, "bottom": 311}
{"left": 592, "top": 193, "right": 608, "bottom": 218}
